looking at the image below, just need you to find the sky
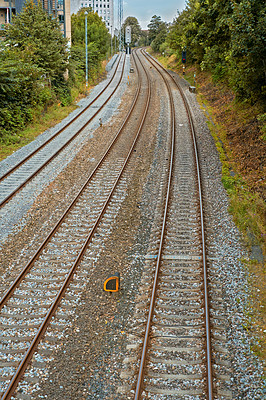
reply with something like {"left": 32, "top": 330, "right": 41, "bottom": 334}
{"left": 120, "top": 0, "right": 186, "bottom": 29}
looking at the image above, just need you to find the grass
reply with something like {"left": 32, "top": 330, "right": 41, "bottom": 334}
{"left": 209, "top": 119, "right": 265, "bottom": 243}
{"left": 0, "top": 102, "right": 78, "bottom": 162}
{"left": 204, "top": 103, "right": 266, "bottom": 364}
{"left": 201, "top": 99, "right": 265, "bottom": 251}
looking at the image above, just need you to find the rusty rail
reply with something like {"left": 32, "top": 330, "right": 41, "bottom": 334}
{"left": 133, "top": 49, "right": 213, "bottom": 400}
{"left": 1, "top": 49, "right": 152, "bottom": 400}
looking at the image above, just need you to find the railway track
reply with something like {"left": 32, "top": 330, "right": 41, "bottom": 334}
{"left": 0, "top": 49, "right": 235, "bottom": 399}
{"left": 0, "top": 50, "right": 152, "bottom": 399}
{"left": 0, "top": 53, "right": 125, "bottom": 209}
{"left": 119, "top": 50, "right": 232, "bottom": 399}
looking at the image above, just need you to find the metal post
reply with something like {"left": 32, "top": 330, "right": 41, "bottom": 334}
{"left": 8, "top": 0, "right": 11, "bottom": 23}
{"left": 63, "top": 0, "right": 66, "bottom": 38}
{"left": 85, "top": 11, "right": 88, "bottom": 87}
{"left": 110, "top": 25, "right": 113, "bottom": 57}
{"left": 118, "top": 0, "right": 123, "bottom": 52}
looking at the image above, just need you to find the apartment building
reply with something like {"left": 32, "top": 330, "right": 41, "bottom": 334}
{"left": 0, "top": 0, "right": 15, "bottom": 29}
{"left": 71, "top": 0, "right": 114, "bottom": 34}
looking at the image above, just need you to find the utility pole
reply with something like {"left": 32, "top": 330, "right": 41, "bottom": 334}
{"left": 118, "top": 0, "right": 123, "bottom": 52}
{"left": 85, "top": 11, "right": 88, "bottom": 87}
{"left": 63, "top": 0, "right": 66, "bottom": 38}
{"left": 110, "top": 25, "right": 113, "bottom": 57}
{"left": 8, "top": 0, "right": 12, "bottom": 23}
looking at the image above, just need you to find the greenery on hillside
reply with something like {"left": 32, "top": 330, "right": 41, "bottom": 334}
{"left": 0, "top": 0, "right": 110, "bottom": 143}
{"left": 147, "top": 0, "right": 266, "bottom": 104}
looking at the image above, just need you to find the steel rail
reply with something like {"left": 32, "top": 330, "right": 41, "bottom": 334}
{"left": 140, "top": 49, "right": 214, "bottom": 400}
{"left": 145, "top": 50, "right": 213, "bottom": 399}
{"left": 0, "top": 54, "right": 122, "bottom": 184}
{"left": 134, "top": 48, "right": 176, "bottom": 400}
{"left": 0, "top": 54, "right": 126, "bottom": 209}
{"left": 0, "top": 53, "right": 139, "bottom": 310}
{"left": 1, "top": 50, "right": 152, "bottom": 400}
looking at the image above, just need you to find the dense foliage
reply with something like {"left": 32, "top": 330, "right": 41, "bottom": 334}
{"left": 0, "top": 44, "right": 44, "bottom": 137}
{"left": 147, "top": 15, "right": 168, "bottom": 52}
{"left": 160, "top": 0, "right": 266, "bottom": 103}
{"left": 71, "top": 8, "right": 109, "bottom": 80}
{"left": 0, "top": 0, "right": 69, "bottom": 139}
{"left": 5, "top": 0, "right": 68, "bottom": 78}
{"left": 0, "top": 2, "right": 110, "bottom": 142}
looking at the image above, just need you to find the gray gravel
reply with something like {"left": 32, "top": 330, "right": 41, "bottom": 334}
{"left": 172, "top": 71, "right": 265, "bottom": 398}
{"left": 0, "top": 54, "right": 264, "bottom": 399}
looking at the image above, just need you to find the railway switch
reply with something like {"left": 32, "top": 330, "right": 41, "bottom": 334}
{"left": 103, "top": 272, "right": 120, "bottom": 292}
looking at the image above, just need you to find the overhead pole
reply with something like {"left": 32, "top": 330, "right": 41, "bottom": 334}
{"left": 118, "top": 0, "right": 123, "bottom": 52}
{"left": 8, "top": 0, "right": 12, "bottom": 23}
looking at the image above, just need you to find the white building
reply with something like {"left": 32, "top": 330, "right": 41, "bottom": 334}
{"left": 71, "top": 0, "right": 114, "bottom": 34}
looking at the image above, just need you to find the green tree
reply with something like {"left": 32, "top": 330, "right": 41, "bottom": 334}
{"left": 121, "top": 16, "right": 141, "bottom": 46}
{"left": 0, "top": 44, "right": 49, "bottom": 137}
{"left": 147, "top": 15, "right": 165, "bottom": 43}
{"left": 4, "top": 0, "right": 68, "bottom": 79}
{"left": 228, "top": 0, "right": 266, "bottom": 100}
{"left": 165, "top": 0, "right": 266, "bottom": 102}
{"left": 71, "top": 8, "right": 109, "bottom": 81}
{"left": 138, "top": 30, "right": 149, "bottom": 47}
{"left": 147, "top": 15, "right": 168, "bottom": 52}
{"left": 0, "top": 0, "right": 71, "bottom": 139}
{"left": 71, "top": 8, "right": 109, "bottom": 57}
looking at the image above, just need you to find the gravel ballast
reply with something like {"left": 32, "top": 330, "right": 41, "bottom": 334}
{"left": 0, "top": 54, "right": 264, "bottom": 399}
